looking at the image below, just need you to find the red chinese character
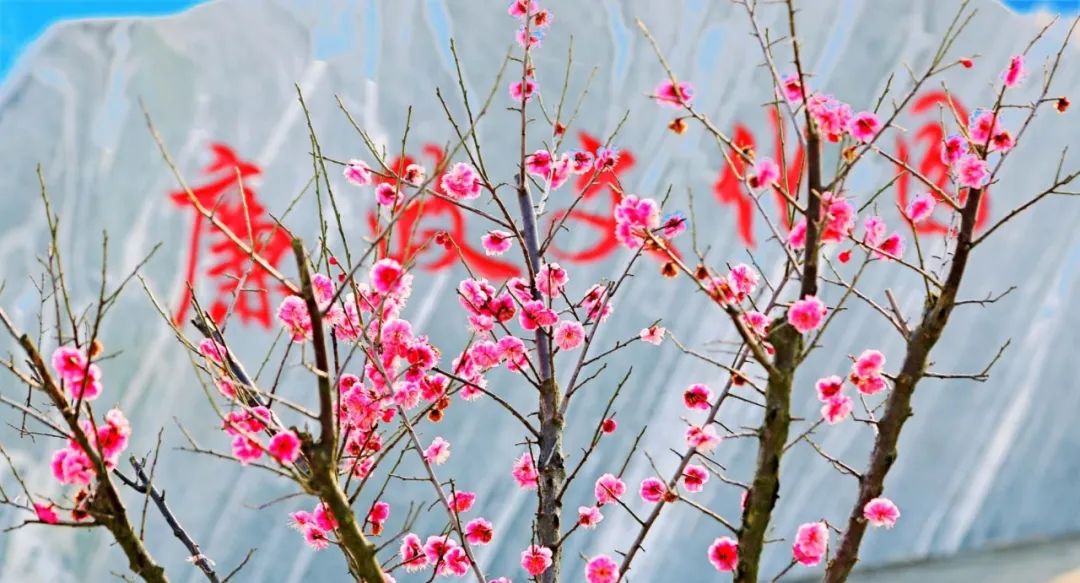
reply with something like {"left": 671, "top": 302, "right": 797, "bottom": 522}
{"left": 369, "top": 144, "right": 520, "bottom": 280}
{"left": 546, "top": 131, "right": 636, "bottom": 263}
{"left": 712, "top": 109, "right": 804, "bottom": 247}
{"left": 895, "top": 91, "right": 989, "bottom": 234}
{"left": 171, "top": 144, "right": 292, "bottom": 328}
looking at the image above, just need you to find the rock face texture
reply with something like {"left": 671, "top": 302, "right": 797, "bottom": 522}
{"left": 0, "top": 0, "right": 1077, "bottom": 580}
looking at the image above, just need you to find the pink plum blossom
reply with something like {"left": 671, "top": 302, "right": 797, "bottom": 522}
{"left": 343, "top": 159, "right": 373, "bottom": 186}
{"left": 400, "top": 533, "right": 429, "bottom": 572}
{"left": 512, "top": 453, "right": 539, "bottom": 489}
{"left": 787, "top": 296, "right": 827, "bottom": 334}
{"left": 535, "top": 262, "right": 569, "bottom": 297}
{"left": 594, "top": 473, "right": 626, "bottom": 506}
{"left": 278, "top": 295, "right": 313, "bottom": 341}
{"left": 465, "top": 518, "right": 494, "bottom": 545}
{"left": 941, "top": 134, "right": 966, "bottom": 165}
{"left": 578, "top": 505, "right": 603, "bottom": 528}
{"left": 554, "top": 320, "right": 585, "bottom": 350}
{"left": 639, "top": 325, "right": 665, "bottom": 345}
{"left": 683, "top": 384, "right": 712, "bottom": 411}
{"left": 848, "top": 111, "right": 882, "bottom": 143}
{"left": 781, "top": 73, "right": 805, "bottom": 103}
{"left": 585, "top": 555, "right": 619, "bottom": 583}
{"left": 440, "top": 162, "right": 483, "bottom": 200}
{"left": 639, "top": 477, "right": 668, "bottom": 503}
{"left": 449, "top": 491, "right": 476, "bottom": 513}
{"left": 481, "top": 230, "right": 514, "bottom": 256}
{"left": 792, "top": 521, "right": 828, "bottom": 566}
{"left": 749, "top": 157, "right": 780, "bottom": 189}
{"left": 906, "top": 192, "right": 937, "bottom": 223}
{"left": 521, "top": 545, "right": 553, "bottom": 576}
{"left": 708, "top": 537, "right": 738, "bottom": 572}
{"left": 864, "top": 497, "right": 901, "bottom": 528}
{"left": 816, "top": 376, "right": 844, "bottom": 401}
{"left": 268, "top": 430, "right": 301, "bottom": 465}
{"left": 956, "top": 154, "right": 989, "bottom": 188}
{"left": 34, "top": 503, "right": 59, "bottom": 524}
{"left": 510, "top": 79, "right": 536, "bottom": 102}
{"left": 424, "top": 437, "right": 451, "bottom": 465}
{"left": 654, "top": 79, "right": 695, "bottom": 107}
{"left": 686, "top": 424, "right": 720, "bottom": 452}
{"left": 822, "top": 394, "right": 853, "bottom": 424}
{"left": 374, "top": 183, "right": 401, "bottom": 207}
{"left": 682, "top": 464, "right": 709, "bottom": 493}
{"left": 1002, "top": 54, "right": 1025, "bottom": 88}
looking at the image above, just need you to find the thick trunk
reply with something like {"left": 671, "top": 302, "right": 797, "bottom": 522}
{"left": 537, "top": 378, "right": 565, "bottom": 583}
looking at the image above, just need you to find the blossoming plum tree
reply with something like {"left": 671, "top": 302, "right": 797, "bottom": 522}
{"left": 0, "top": 1, "right": 1077, "bottom": 582}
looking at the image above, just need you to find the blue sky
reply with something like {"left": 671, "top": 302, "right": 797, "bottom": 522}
{"left": 0, "top": 0, "right": 1077, "bottom": 80}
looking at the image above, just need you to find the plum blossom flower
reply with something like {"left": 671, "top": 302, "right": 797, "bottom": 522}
{"left": 877, "top": 233, "right": 905, "bottom": 260}
{"left": 586, "top": 555, "right": 619, "bottom": 583}
{"left": 525, "top": 150, "right": 553, "bottom": 176}
{"left": 521, "top": 545, "right": 553, "bottom": 576}
{"left": 374, "top": 183, "right": 401, "bottom": 207}
{"left": 941, "top": 134, "right": 966, "bottom": 164}
{"left": 578, "top": 505, "right": 603, "bottom": 528}
{"left": 955, "top": 154, "right": 989, "bottom": 189}
{"left": 465, "top": 518, "right": 494, "bottom": 545}
{"left": 343, "top": 159, "right": 373, "bottom": 187}
{"left": 440, "top": 162, "right": 483, "bottom": 200}
{"left": 906, "top": 192, "right": 937, "bottom": 224}
{"left": 535, "top": 263, "right": 569, "bottom": 297}
{"left": 400, "top": 533, "right": 429, "bottom": 572}
{"left": 424, "top": 437, "right": 451, "bottom": 465}
{"left": 34, "top": 503, "right": 59, "bottom": 524}
{"left": 51, "top": 346, "right": 103, "bottom": 400}
{"left": 848, "top": 111, "right": 882, "bottom": 143}
{"left": 822, "top": 394, "right": 853, "bottom": 424}
{"left": 788, "top": 219, "right": 808, "bottom": 249}
{"left": 654, "top": 79, "right": 695, "bottom": 107}
{"left": 748, "top": 157, "right": 780, "bottom": 189}
{"left": 449, "top": 491, "right": 476, "bottom": 513}
{"left": 601, "top": 418, "right": 617, "bottom": 434}
{"left": 682, "top": 465, "right": 709, "bottom": 493}
{"left": 613, "top": 195, "right": 661, "bottom": 249}
{"left": 303, "top": 524, "right": 330, "bottom": 550}
{"left": 554, "top": 320, "right": 585, "bottom": 350}
{"left": 512, "top": 452, "right": 539, "bottom": 489}
{"left": 854, "top": 350, "right": 885, "bottom": 378}
{"left": 683, "top": 384, "right": 712, "bottom": 411}
{"left": 815, "top": 376, "right": 844, "bottom": 401}
{"left": 268, "top": 430, "right": 301, "bottom": 464}
{"left": 639, "top": 325, "right": 665, "bottom": 345}
{"left": 594, "top": 473, "right": 626, "bottom": 505}
{"left": 686, "top": 424, "right": 720, "bottom": 452}
{"left": 516, "top": 26, "right": 541, "bottom": 48}
{"left": 639, "top": 477, "right": 668, "bottom": 503}
{"left": 787, "top": 296, "right": 827, "bottom": 334}
{"left": 519, "top": 300, "right": 558, "bottom": 331}
{"left": 780, "top": 73, "right": 805, "bottom": 103}
{"left": 708, "top": 537, "right": 738, "bottom": 572}
{"left": 370, "top": 258, "right": 408, "bottom": 296}
{"left": 481, "top": 230, "right": 514, "bottom": 256}
{"left": 199, "top": 339, "right": 226, "bottom": 365}
{"left": 661, "top": 211, "right": 688, "bottom": 238}
{"left": 510, "top": 79, "right": 536, "bottom": 102}
{"left": 507, "top": 0, "right": 537, "bottom": 18}
{"left": 864, "top": 497, "right": 901, "bottom": 528}
{"left": 1002, "top": 54, "right": 1025, "bottom": 88}
{"left": 792, "top": 522, "right": 828, "bottom": 566}
{"left": 569, "top": 150, "right": 595, "bottom": 174}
